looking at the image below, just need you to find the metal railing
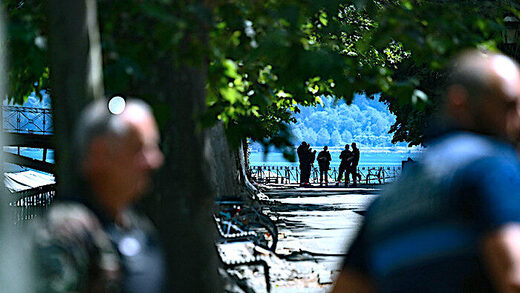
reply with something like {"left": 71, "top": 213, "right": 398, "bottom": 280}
{"left": 3, "top": 106, "right": 53, "bottom": 134}
{"left": 249, "top": 165, "right": 401, "bottom": 185}
{"left": 9, "top": 185, "right": 56, "bottom": 225}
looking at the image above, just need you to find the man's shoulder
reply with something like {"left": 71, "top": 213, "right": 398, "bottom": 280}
{"left": 34, "top": 202, "right": 106, "bottom": 245}
{"left": 32, "top": 202, "right": 121, "bottom": 293}
{"left": 431, "top": 132, "right": 514, "bottom": 155}
{"left": 421, "top": 132, "right": 518, "bottom": 174}
{"left": 48, "top": 202, "right": 100, "bottom": 226}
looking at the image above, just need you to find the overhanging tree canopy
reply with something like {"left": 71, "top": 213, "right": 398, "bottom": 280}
{"left": 5, "top": 0, "right": 520, "bottom": 146}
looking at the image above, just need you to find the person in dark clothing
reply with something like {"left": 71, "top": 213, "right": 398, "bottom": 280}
{"left": 317, "top": 146, "right": 332, "bottom": 186}
{"left": 309, "top": 148, "right": 317, "bottom": 165}
{"left": 336, "top": 144, "right": 353, "bottom": 186}
{"left": 333, "top": 51, "right": 520, "bottom": 293}
{"left": 297, "top": 142, "right": 309, "bottom": 185}
{"left": 348, "top": 143, "right": 360, "bottom": 186}
{"left": 307, "top": 148, "right": 317, "bottom": 184}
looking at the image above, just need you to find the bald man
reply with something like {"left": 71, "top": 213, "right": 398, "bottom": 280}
{"left": 33, "top": 98, "right": 165, "bottom": 293}
{"left": 333, "top": 51, "right": 520, "bottom": 293}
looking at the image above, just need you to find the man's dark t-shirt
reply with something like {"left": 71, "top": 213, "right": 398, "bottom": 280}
{"left": 339, "top": 149, "right": 352, "bottom": 167}
{"left": 297, "top": 144, "right": 308, "bottom": 165}
{"left": 351, "top": 147, "right": 360, "bottom": 166}
{"left": 343, "top": 132, "right": 520, "bottom": 293}
{"left": 317, "top": 150, "right": 331, "bottom": 170}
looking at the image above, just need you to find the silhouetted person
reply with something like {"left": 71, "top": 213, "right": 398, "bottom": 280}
{"left": 307, "top": 148, "right": 317, "bottom": 184}
{"left": 348, "top": 142, "right": 360, "bottom": 186}
{"left": 336, "top": 144, "right": 352, "bottom": 186}
{"left": 297, "top": 141, "right": 308, "bottom": 185}
{"left": 32, "top": 98, "right": 166, "bottom": 293}
{"left": 317, "top": 146, "right": 332, "bottom": 186}
{"left": 333, "top": 51, "right": 520, "bottom": 293}
{"left": 309, "top": 148, "right": 317, "bottom": 165}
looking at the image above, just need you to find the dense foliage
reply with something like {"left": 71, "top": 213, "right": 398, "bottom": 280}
{"left": 4, "top": 0, "right": 520, "bottom": 148}
{"left": 370, "top": 0, "right": 520, "bottom": 145}
{"left": 289, "top": 95, "right": 402, "bottom": 148}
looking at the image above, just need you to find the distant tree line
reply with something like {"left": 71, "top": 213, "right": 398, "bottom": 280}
{"left": 251, "top": 95, "right": 407, "bottom": 151}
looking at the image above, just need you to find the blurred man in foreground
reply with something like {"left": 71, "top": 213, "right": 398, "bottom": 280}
{"left": 33, "top": 98, "right": 165, "bottom": 293}
{"left": 333, "top": 51, "right": 520, "bottom": 292}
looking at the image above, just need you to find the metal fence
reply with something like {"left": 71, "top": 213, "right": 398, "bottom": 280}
{"left": 249, "top": 165, "right": 401, "bottom": 185}
{"left": 3, "top": 106, "right": 53, "bottom": 134}
{"left": 9, "top": 185, "right": 55, "bottom": 225}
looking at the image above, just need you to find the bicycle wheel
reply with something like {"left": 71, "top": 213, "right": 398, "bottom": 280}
{"left": 242, "top": 212, "right": 278, "bottom": 252}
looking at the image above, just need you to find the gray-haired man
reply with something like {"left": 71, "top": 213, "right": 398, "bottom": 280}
{"left": 33, "top": 98, "right": 165, "bottom": 293}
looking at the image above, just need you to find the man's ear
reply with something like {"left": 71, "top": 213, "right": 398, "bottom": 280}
{"left": 446, "top": 85, "right": 469, "bottom": 109}
{"left": 445, "top": 85, "right": 472, "bottom": 122}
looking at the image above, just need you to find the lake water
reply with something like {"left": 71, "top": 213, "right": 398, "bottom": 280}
{"left": 5, "top": 147, "right": 419, "bottom": 171}
{"left": 4, "top": 147, "right": 54, "bottom": 173}
{"left": 250, "top": 150, "right": 422, "bottom": 167}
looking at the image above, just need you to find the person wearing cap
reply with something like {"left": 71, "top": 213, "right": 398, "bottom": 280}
{"left": 32, "top": 98, "right": 165, "bottom": 293}
{"left": 333, "top": 51, "right": 520, "bottom": 292}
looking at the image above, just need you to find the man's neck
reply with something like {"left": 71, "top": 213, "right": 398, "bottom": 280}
{"left": 88, "top": 180, "right": 129, "bottom": 223}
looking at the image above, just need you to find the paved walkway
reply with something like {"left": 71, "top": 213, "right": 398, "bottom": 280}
{"left": 251, "top": 185, "right": 380, "bottom": 292}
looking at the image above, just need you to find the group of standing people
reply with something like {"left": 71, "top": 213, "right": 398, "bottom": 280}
{"left": 297, "top": 141, "right": 317, "bottom": 185}
{"left": 336, "top": 143, "right": 360, "bottom": 187}
{"left": 297, "top": 142, "right": 360, "bottom": 186}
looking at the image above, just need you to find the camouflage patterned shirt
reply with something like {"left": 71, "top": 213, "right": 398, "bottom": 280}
{"left": 32, "top": 201, "right": 165, "bottom": 293}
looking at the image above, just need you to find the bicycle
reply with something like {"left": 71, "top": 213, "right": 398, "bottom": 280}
{"left": 214, "top": 197, "right": 278, "bottom": 252}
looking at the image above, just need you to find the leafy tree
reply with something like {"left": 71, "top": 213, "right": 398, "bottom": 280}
{"left": 4, "top": 0, "right": 47, "bottom": 104}
{"left": 289, "top": 95, "right": 399, "bottom": 147}
{"left": 365, "top": 0, "right": 520, "bottom": 145}
{"left": 317, "top": 127, "right": 331, "bottom": 145}
{"left": 342, "top": 129, "right": 353, "bottom": 143}
{"left": 292, "top": 127, "right": 304, "bottom": 142}
{"left": 309, "top": 112, "right": 330, "bottom": 132}
{"left": 7, "top": 0, "right": 520, "bottom": 149}
{"left": 302, "top": 127, "right": 318, "bottom": 146}
{"left": 331, "top": 129, "right": 342, "bottom": 145}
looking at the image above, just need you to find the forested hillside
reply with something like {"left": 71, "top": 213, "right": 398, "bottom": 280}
{"left": 291, "top": 94, "right": 401, "bottom": 148}
{"left": 252, "top": 95, "right": 406, "bottom": 152}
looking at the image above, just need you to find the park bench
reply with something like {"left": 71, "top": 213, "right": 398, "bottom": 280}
{"left": 365, "top": 167, "right": 384, "bottom": 184}
{"left": 216, "top": 237, "right": 271, "bottom": 292}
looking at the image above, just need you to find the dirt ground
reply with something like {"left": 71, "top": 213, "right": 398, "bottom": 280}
{"left": 224, "top": 185, "right": 381, "bottom": 293}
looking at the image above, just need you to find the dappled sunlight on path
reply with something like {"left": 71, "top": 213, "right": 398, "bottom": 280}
{"left": 260, "top": 185, "right": 379, "bottom": 292}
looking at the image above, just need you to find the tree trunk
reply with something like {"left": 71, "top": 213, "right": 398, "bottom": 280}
{"left": 237, "top": 140, "right": 259, "bottom": 198}
{"left": 48, "top": 0, "right": 104, "bottom": 195}
{"left": 155, "top": 61, "right": 222, "bottom": 291}
{"left": 206, "top": 123, "right": 254, "bottom": 197}
{"left": 0, "top": 8, "right": 34, "bottom": 293}
{"left": 205, "top": 124, "right": 258, "bottom": 201}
